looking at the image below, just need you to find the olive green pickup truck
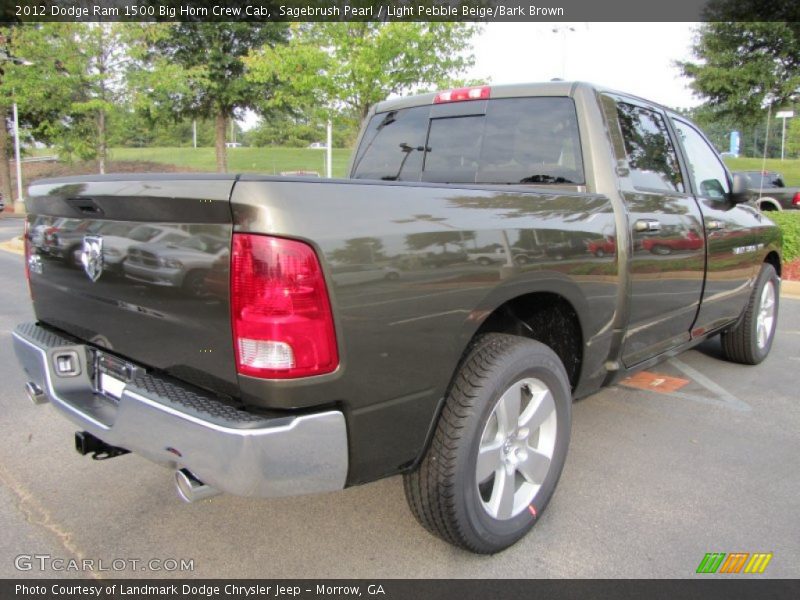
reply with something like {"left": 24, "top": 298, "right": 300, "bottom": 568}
{"left": 14, "top": 82, "right": 781, "bottom": 553}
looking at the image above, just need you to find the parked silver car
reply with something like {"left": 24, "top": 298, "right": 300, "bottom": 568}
{"left": 123, "top": 234, "right": 228, "bottom": 295}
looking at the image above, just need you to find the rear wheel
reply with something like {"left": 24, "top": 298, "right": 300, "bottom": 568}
{"left": 403, "top": 333, "right": 571, "bottom": 554}
{"left": 720, "top": 263, "right": 779, "bottom": 365}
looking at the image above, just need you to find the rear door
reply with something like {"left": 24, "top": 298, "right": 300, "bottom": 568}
{"left": 600, "top": 95, "right": 706, "bottom": 366}
{"left": 25, "top": 175, "right": 239, "bottom": 398}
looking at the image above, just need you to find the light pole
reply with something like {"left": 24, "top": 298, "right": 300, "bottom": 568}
{"left": 776, "top": 110, "right": 794, "bottom": 161}
{"left": 12, "top": 102, "right": 23, "bottom": 212}
{"left": 1, "top": 50, "right": 34, "bottom": 213}
{"left": 326, "top": 119, "right": 332, "bottom": 178}
{"left": 551, "top": 26, "right": 575, "bottom": 79}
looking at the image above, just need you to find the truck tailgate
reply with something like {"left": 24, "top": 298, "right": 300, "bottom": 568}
{"left": 25, "top": 175, "right": 239, "bottom": 398}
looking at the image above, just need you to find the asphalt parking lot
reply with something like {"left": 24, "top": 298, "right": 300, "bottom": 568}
{"left": 0, "top": 216, "right": 798, "bottom": 578}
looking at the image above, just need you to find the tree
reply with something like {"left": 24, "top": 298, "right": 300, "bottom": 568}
{"left": 134, "top": 23, "right": 288, "bottom": 172}
{"left": 677, "top": 22, "right": 800, "bottom": 124}
{"left": 246, "top": 22, "right": 479, "bottom": 137}
{"left": 69, "top": 23, "right": 129, "bottom": 173}
{"left": 0, "top": 24, "right": 82, "bottom": 212}
{"left": 787, "top": 115, "right": 800, "bottom": 158}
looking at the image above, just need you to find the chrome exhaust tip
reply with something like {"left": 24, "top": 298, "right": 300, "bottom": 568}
{"left": 25, "top": 382, "right": 47, "bottom": 405}
{"left": 175, "top": 468, "right": 221, "bottom": 503}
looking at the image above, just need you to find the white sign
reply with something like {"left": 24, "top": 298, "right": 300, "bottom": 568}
{"left": 776, "top": 110, "right": 794, "bottom": 119}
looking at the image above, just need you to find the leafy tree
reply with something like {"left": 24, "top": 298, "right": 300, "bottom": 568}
{"left": 133, "top": 23, "right": 288, "bottom": 172}
{"left": 246, "top": 22, "right": 479, "bottom": 139}
{"left": 329, "top": 237, "right": 386, "bottom": 265}
{"left": 787, "top": 116, "right": 800, "bottom": 158}
{"left": 677, "top": 22, "right": 800, "bottom": 124}
{"left": 244, "top": 109, "right": 354, "bottom": 148}
{"left": 0, "top": 24, "right": 82, "bottom": 211}
{"left": 68, "top": 23, "right": 130, "bottom": 173}
{"left": 106, "top": 109, "right": 217, "bottom": 148}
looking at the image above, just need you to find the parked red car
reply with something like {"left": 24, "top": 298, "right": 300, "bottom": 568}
{"left": 587, "top": 235, "right": 616, "bottom": 257}
{"left": 642, "top": 230, "right": 703, "bottom": 255}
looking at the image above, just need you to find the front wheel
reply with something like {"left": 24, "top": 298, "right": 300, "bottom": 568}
{"left": 720, "top": 263, "right": 779, "bottom": 365}
{"left": 403, "top": 333, "right": 572, "bottom": 554}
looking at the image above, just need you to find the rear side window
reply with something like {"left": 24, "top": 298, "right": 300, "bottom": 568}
{"left": 616, "top": 102, "right": 684, "bottom": 193}
{"left": 671, "top": 119, "right": 730, "bottom": 200}
{"left": 744, "top": 172, "right": 783, "bottom": 189}
{"left": 351, "top": 97, "right": 584, "bottom": 185}
{"left": 351, "top": 108, "right": 430, "bottom": 181}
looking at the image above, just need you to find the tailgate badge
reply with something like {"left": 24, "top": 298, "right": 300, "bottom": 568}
{"left": 81, "top": 235, "right": 104, "bottom": 282}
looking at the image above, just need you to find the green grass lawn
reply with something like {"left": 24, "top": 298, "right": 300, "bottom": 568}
{"left": 108, "top": 146, "right": 353, "bottom": 177}
{"left": 723, "top": 157, "right": 800, "bottom": 186}
{"left": 29, "top": 146, "right": 800, "bottom": 185}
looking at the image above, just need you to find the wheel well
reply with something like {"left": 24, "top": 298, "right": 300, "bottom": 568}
{"left": 758, "top": 198, "right": 781, "bottom": 211}
{"left": 472, "top": 292, "right": 583, "bottom": 389}
{"left": 765, "top": 251, "right": 781, "bottom": 278}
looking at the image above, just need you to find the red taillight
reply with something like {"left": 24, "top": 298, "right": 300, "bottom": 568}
{"left": 793, "top": 192, "right": 800, "bottom": 206}
{"left": 230, "top": 233, "right": 338, "bottom": 379}
{"left": 433, "top": 85, "right": 491, "bottom": 104}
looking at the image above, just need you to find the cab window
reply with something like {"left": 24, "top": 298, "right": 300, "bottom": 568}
{"left": 671, "top": 119, "right": 730, "bottom": 201}
{"left": 351, "top": 97, "right": 585, "bottom": 185}
{"left": 616, "top": 102, "right": 684, "bottom": 193}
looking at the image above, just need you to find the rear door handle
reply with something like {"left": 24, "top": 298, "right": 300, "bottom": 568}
{"left": 634, "top": 219, "right": 661, "bottom": 232}
{"left": 705, "top": 219, "right": 725, "bottom": 231}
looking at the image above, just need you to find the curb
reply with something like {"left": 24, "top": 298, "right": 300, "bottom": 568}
{"left": 782, "top": 279, "right": 800, "bottom": 300}
{"left": 0, "top": 236, "right": 24, "bottom": 255}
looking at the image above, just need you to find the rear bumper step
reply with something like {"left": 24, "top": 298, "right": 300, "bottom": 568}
{"left": 12, "top": 322, "right": 348, "bottom": 498}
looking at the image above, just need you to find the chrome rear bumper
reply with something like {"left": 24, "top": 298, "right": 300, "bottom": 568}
{"left": 12, "top": 322, "right": 348, "bottom": 498}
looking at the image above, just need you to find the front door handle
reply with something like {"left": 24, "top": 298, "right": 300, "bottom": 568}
{"left": 634, "top": 219, "right": 661, "bottom": 233}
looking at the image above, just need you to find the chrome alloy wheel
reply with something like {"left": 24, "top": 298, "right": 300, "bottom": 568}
{"left": 756, "top": 279, "right": 776, "bottom": 350}
{"left": 476, "top": 377, "right": 557, "bottom": 520}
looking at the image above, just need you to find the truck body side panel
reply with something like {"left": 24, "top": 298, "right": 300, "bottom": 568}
{"left": 231, "top": 177, "right": 619, "bottom": 483}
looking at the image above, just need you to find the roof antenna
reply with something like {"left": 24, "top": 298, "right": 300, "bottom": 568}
{"left": 759, "top": 101, "right": 772, "bottom": 202}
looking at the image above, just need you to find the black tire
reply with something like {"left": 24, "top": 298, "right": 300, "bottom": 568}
{"left": 477, "top": 257, "right": 493, "bottom": 266}
{"left": 720, "top": 263, "right": 779, "bottom": 365}
{"left": 594, "top": 249, "right": 605, "bottom": 258}
{"left": 650, "top": 244, "right": 672, "bottom": 255}
{"left": 403, "top": 333, "right": 572, "bottom": 554}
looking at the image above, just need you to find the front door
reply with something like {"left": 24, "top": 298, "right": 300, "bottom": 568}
{"left": 669, "top": 117, "right": 763, "bottom": 334}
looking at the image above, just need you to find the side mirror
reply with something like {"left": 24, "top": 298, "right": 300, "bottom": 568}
{"left": 729, "top": 173, "right": 749, "bottom": 204}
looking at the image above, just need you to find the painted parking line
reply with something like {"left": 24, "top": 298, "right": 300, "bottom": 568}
{"left": 620, "top": 371, "right": 690, "bottom": 393}
{"left": 618, "top": 357, "right": 751, "bottom": 412}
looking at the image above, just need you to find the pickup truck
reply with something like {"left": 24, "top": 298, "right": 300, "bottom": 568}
{"left": 13, "top": 81, "right": 781, "bottom": 554}
{"left": 734, "top": 170, "right": 800, "bottom": 211}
